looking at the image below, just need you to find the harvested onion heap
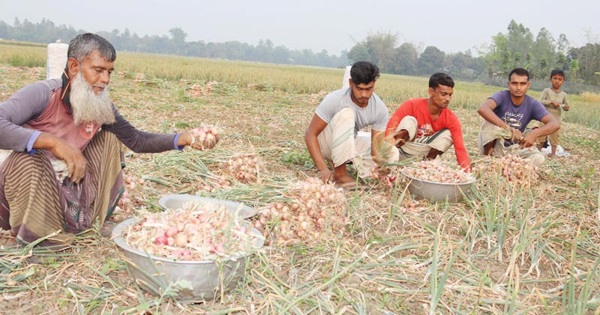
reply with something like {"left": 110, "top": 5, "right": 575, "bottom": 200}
{"left": 474, "top": 154, "right": 538, "bottom": 185}
{"left": 116, "top": 172, "right": 145, "bottom": 215}
{"left": 125, "top": 202, "right": 258, "bottom": 261}
{"left": 255, "top": 178, "right": 347, "bottom": 246}
{"left": 402, "top": 159, "right": 471, "bottom": 184}
{"left": 190, "top": 125, "right": 219, "bottom": 150}
{"left": 370, "top": 165, "right": 396, "bottom": 188}
{"left": 225, "top": 153, "right": 261, "bottom": 183}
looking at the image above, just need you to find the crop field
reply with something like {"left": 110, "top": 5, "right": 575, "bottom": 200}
{"left": 0, "top": 42, "right": 599, "bottom": 314}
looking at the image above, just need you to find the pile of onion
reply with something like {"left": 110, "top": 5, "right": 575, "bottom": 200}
{"left": 473, "top": 154, "right": 538, "bottom": 185}
{"left": 189, "top": 125, "right": 219, "bottom": 150}
{"left": 370, "top": 165, "right": 396, "bottom": 188}
{"left": 225, "top": 153, "right": 261, "bottom": 183}
{"left": 124, "top": 201, "right": 259, "bottom": 261}
{"left": 402, "top": 159, "right": 471, "bottom": 184}
{"left": 116, "top": 172, "right": 144, "bottom": 215}
{"left": 254, "top": 178, "right": 347, "bottom": 246}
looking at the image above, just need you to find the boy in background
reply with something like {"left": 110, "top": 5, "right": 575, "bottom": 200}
{"left": 537, "top": 70, "right": 570, "bottom": 157}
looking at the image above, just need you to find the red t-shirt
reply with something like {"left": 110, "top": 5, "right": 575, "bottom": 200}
{"left": 385, "top": 98, "right": 471, "bottom": 170}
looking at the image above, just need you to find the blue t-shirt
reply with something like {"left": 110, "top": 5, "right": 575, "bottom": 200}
{"left": 315, "top": 88, "right": 389, "bottom": 135}
{"left": 490, "top": 90, "right": 549, "bottom": 132}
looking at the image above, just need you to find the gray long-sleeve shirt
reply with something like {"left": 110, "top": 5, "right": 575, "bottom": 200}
{"left": 0, "top": 78, "right": 181, "bottom": 153}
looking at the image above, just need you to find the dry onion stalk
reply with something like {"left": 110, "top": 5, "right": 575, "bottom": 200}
{"left": 197, "top": 175, "right": 232, "bottom": 193}
{"left": 402, "top": 159, "right": 471, "bottom": 184}
{"left": 190, "top": 125, "right": 219, "bottom": 150}
{"left": 254, "top": 178, "right": 348, "bottom": 246}
{"left": 124, "top": 201, "right": 259, "bottom": 261}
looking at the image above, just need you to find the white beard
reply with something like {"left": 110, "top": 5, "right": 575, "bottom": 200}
{"left": 69, "top": 72, "right": 116, "bottom": 125}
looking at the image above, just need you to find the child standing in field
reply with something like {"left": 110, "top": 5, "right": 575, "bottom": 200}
{"left": 537, "top": 69, "right": 570, "bottom": 157}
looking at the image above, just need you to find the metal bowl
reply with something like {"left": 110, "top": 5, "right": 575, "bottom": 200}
{"left": 112, "top": 216, "right": 264, "bottom": 301}
{"left": 158, "top": 194, "right": 257, "bottom": 219}
{"left": 400, "top": 169, "right": 476, "bottom": 203}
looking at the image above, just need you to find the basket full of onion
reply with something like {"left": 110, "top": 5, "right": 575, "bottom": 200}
{"left": 400, "top": 160, "right": 476, "bottom": 203}
{"left": 111, "top": 199, "right": 264, "bottom": 301}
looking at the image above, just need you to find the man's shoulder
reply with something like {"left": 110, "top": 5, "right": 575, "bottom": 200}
{"left": 399, "top": 97, "right": 426, "bottom": 108}
{"left": 320, "top": 88, "right": 349, "bottom": 104}
{"left": 525, "top": 94, "right": 543, "bottom": 105}
{"left": 488, "top": 90, "right": 509, "bottom": 104}
{"left": 326, "top": 88, "right": 349, "bottom": 97}
{"left": 34, "top": 78, "right": 62, "bottom": 90}
{"left": 491, "top": 90, "right": 509, "bottom": 97}
{"left": 11, "top": 79, "right": 62, "bottom": 103}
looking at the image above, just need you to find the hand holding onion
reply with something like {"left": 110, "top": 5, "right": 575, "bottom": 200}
{"left": 186, "top": 125, "right": 219, "bottom": 150}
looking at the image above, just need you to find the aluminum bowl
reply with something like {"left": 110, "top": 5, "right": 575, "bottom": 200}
{"left": 400, "top": 169, "right": 476, "bottom": 203}
{"left": 158, "top": 194, "right": 257, "bottom": 219}
{"left": 112, "top": 216, "right": 264, "bottom": 301}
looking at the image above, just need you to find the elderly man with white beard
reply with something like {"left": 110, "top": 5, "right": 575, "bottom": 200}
{"left": 0, "top": 33, "right": 218, "bottom": 247}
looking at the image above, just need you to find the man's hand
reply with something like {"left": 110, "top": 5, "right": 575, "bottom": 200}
{"left": 563, "top": 104, "right": 570, "bottom": 111}
{"left": 508, "top": 127, "right": 523, "bottom": 143}
{"left": 181, "top": 126, "right": 219, "bottom": 150}
{"left": 318, "top": 168, "right": 334, "bottom": 184}
{"left": 520, "top": 132, "right": 536, "bottom": 148}
{"left": 51, "top": 140, "right": 87, "bottom": 183}
{"left": 393, "top": 129, "right": 409, "bottom": 148}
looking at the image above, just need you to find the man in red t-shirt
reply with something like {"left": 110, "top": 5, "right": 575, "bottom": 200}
{"left": 385, "top": 73, "right": 471, "bottom": 171}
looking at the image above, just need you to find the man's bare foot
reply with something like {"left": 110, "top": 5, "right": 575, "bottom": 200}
{"left": 334, "top": 174, "right": 356, "bottom": 185}
{"left": 334, "top": 175, "right": 365, "bottom": 190}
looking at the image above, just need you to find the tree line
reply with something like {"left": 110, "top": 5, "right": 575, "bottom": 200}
{"left": 348, "top": 20, "right": 600, "bottom": 88}
{"left": 0, "top": 18, "right": 348, "bottom": 69}
{"left": 1, "top": 18, "right": 599, "bottom": 88}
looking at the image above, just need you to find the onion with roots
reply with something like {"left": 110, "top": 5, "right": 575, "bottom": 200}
{"left": 190, "top": 125, "right": 219, "bottom": 150}
{"left": 253, "top": 178, "right": 348, "bottom": 246}
{"left": 225, "top": 153, "right": 261, "bottom": 183}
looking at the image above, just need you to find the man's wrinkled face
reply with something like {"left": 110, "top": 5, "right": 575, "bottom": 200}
{"left": 78, "top": 50, "right": 114, "bottom": 95}
{"left": 69, "top": 50, "right": 116, "bottom": 125}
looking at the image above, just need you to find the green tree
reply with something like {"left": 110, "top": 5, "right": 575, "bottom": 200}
{"left": 482, "top": 33, "right": 510, "bottom": 76}
{"left": 446, "top": 51, "right": 481, "bottom": 80}
{"left": 573, "top": 44, "right": 600, "bottom": 84}
{"left": 569, "top": 58, "right": 580, "bottom": 82}
{"left": 169, "top": 27, "right": 187, "bottom": 54}
{"left": 392, "top": 42, "right": 418, "bottom": 75}
{"left": 347, "top": 43, "right": 370, "bottom": 64}
{"left": 531, "top": 27, "right": 556, "bottom": 78}
{"left": 418, "top": 46, "right": 445, "bottom": 75}
{"left": 364, "top": 32, "right": 398, "bottom": 72}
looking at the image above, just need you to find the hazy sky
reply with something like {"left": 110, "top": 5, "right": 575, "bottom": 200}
{"left": 1, "top": 0, "right": 598, "bottom": 56}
